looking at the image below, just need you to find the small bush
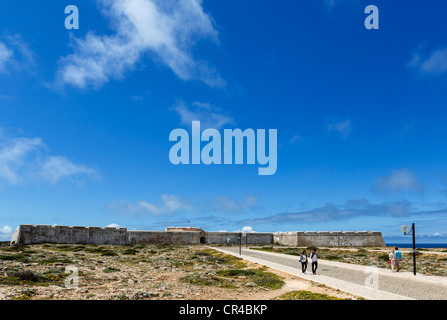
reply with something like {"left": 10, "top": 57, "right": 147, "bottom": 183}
{"left": 55, "top": 245, "right": 85, "bottom": 252}
{"left": 117, "top": 293, "right": 128, "bottom": 300}
{"left": 100, "top": 251, "right": 118, "bottom": 257}
{"left": 325, "top": 255, "right": 342, "bottom": 261}
{"left": 0, "top": 254, "right": 28, "bottom": 262}
{"left": 180, "top": 272, "right": 237, "bottom": 288}
{"left": 1, "top": 246, "right": 28, "bottom": 252}
{"left": 122, "top": 249, "right": 139, "bottom": 255}
{"left": 0, "top": 267, "right": 68, "bottom": 286}
{"left": 85, "top": 247, "right": 107, "bottom": 254}
{"left": 378, "top": 254, "right": 390, "bottom": 262}
{"left": 12, "top": 289, "right": 36, "bottom": 300}
{"left": 217, "top": 268, "right": 285, "bottom": 290}
{"left": 13, "top": 270, "right": 41, "bottom": 282}
{"left": 276, "top": 290, "right": 346, "bottom": 300}
{"left": 39, "top": 256, "right": 72, "bottom": 265}
{"left": 103, "top": 267, "right": 120, "bottom": 273}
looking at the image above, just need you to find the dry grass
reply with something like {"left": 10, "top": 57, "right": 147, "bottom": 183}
{"left": 0, "top": 244, "right": 358, "bottom": 300}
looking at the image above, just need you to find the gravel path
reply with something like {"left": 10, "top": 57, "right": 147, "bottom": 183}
{"left": 214, "top": 246, "right": 447, "bottom": 300}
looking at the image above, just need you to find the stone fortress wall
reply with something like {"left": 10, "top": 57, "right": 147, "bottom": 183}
{"left": 273, "top": 231, "right": 386, "bottom": 247}
{"left": 10, "top": 225, "right": 129, "bottom": 246}
{"left": 10, "top": 225, "right": 273, "bottom": 246}
{"left": 10, "top": 225, "right": 386, "bottom": 247}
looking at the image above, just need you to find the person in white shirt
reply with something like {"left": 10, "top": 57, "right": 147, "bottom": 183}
{"left": 300, "top": 250, "right": 308, "bottom": 274}
{"left": 310, "top": 248, "right": 318, "bottom": 274}
{"left": 388, "top": 249, "right": 396, "bottom": 271}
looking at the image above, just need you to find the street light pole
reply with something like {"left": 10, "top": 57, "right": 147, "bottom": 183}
{"left": 402, "top": 223, "right": 416, "bottom": 275}
{"left": 412, "top": 223, "right": 416, "bottom": 276}
{"left": 239, "top": 232, "right": 242, "bottom": 256}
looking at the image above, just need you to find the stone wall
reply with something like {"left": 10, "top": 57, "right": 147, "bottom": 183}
{"left": 129, "top": 231, "right": 272, "bottom": 245}
{"left": 273, "top": 231, "right": 386, "bottom": 247}
{"left": 10, "top": 225, "right": 272, "bottom": 246}
{"left": 10, "top": 225, "right": 385, "bottom": 247}
{"left": 206, "top": 232, "right": 273, "bottom": 245}
{"left": 11, "top": 224, "right": 128, "bottom": 245}
{"left": 128, "top": 230, "right": 202, "bottom": 245}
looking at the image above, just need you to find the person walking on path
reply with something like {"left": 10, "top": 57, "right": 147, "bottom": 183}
{"left": 310, "top": 248, "right": 318, "bottom": 274}
{"left": 389, "top": 249, "right": 396, "bottom": 271}
{"left": 300, "top": 250, "right": 308, "bottom": 274}
{"left": 394, "top": 247, "right": 402, "bottom": 272}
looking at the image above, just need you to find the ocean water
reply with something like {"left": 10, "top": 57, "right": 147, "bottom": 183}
{"left": 386, "top": 243, "right": 447, "bottom": 249}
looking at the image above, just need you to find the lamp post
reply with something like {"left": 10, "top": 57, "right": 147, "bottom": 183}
{"left": 402, "top": 223, "right": 416, "bottom": 275}
{"left": 239, "top": 232, "right": 242, "bottom": 256}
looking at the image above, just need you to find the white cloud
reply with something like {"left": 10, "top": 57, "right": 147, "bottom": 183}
{"left": 108, "top": 200, "right": 141, "bottom": 216}
{"left": 241, "top": 199, "right": 413, "bottom": 225}
{"left": 108, "top": 194, "right": 259, "bottom": 217}
{"left": 109, "top": 194, "right": 196, "bottom": 217}
{"left": 0, "top": 34, "right": 35, "bottom": 74}
{"left": 56, "top": 0, "right": 224, "bottom": 89}
{"left": 327, "top": 119, "right": 351, "bottom": 138}
{"left": 231, "top": 226, "right": 255, "bottom": 233}
{"left": 40, "top": 156, "right": 97, "bottom": 183}
{"left": 162, "top": 194, "right": 194, "bottom": 212}
{"left": 374, "top": 169, "right": 423, "bottom": 194}
{"left": 0, "top": 42, "right": 13, "bottom": 71}
{"left": 0, "top": 225, "right": 12, "bottom": 236}
{"left": 210, "top": 195, "right": 258, "bottom": 214}
{"left": 140, "top": 194, "right": 195, "bottom": 215}
{"left": 0, "top": 136, "right": 42, "bottom": 184}
{"left": 173, "top": 100, "right": 234, "bottom": 129}
{"left": 105, "top": 223, "right": 120, "bottom": 228}
{"left": 0, "top": 131, "right": 98, "bottom": 185}
{"left": 241, "top": 226, "right": 254, "bottom": 233}
{"left": 408, "top": 47, "right": 447, "bottom": 76}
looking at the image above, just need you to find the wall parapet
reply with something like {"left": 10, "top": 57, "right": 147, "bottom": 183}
{"left": 273, "top": 230, "right": 386, "bottom": 247}
{"left": 10, "top": 225, "right": 385, "bottom": 247}
{"left": 11, "top": 224, "right": 128, "bottom": 245}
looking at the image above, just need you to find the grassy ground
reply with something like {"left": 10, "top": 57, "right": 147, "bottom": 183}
{"left": 275, "top": 290, "right": 348, "bottom": 300}
{"left": 0, "top": 243, "right": 353, "bottom": 300}
{"left": 252, "top": 246, "right": 447, "bottom": 276}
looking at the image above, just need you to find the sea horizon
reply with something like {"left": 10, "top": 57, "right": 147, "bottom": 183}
{"left": 385, "top": 243, "right": 447, "bottom": 249}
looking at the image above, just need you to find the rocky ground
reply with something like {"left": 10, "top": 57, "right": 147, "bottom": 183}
{"left": 0, "top": 243, "right": 359, "bottom": 300}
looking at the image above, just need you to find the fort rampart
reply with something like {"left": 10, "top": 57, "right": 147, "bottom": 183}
{"left": 10, "top": 225, "right": 273, "bottom": 246}
{"left": 10, "top": 225, "right": 385, "bottom": 247}
{"left": 273, "top": 231, "right": 386, "bottom": 247}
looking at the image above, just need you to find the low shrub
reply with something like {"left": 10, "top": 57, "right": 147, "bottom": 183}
{"left": 276, "top": 290, "right": 346, "bottom": 300}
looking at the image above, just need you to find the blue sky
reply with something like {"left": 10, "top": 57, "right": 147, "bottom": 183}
{"left": 1, "top": 0, "right": 447, "bottom": 244}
